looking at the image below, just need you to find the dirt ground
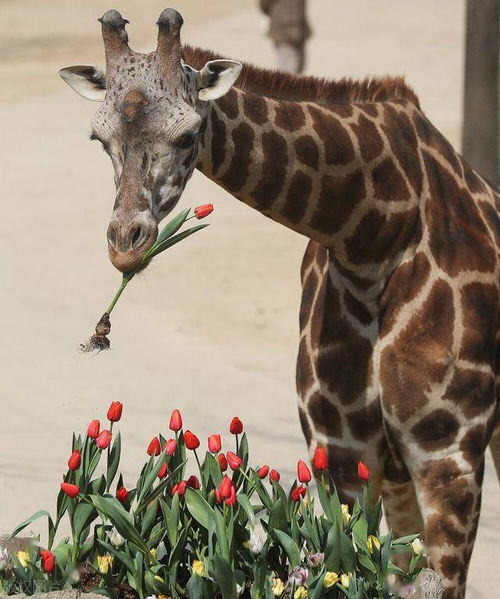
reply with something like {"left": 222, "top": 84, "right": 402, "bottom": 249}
{"left": 0, "top": 0, "right": 497, "bottom": 595}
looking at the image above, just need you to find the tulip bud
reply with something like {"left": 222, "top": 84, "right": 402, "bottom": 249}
{"left": 106, "top": 527, "right": 125, "bottom": 548}
{"left": 40, "top": 550, "right": 55, "bottom": 574}
{"left": 218, "top": 453, "right": 228, "bottom": 471}
{"left": 313, "top": 446, "right": 328, "bottom": 471}
{"left": 219, "top": 475, "right": 232, "bottom": 499}
{"left": 158, "top": 462, "right": 168, "bottom": 479}
{"left": 67, "top": 450, "right": 81, "bottom": 471}
{"left": 229, "top": 417, "right": 243, "bottom": 435}
{"left": 116, "top": 486, "right": 129, "bottom": 503}
{"left": 87, "top": 419, "right": 100, "bottom": 439}
{"left": 226, "top": 451, "right": 243, "bottom": 471}
{"left": 60, "top": 482, "right": 80, "bottom": 498}
{"left": 291, "top": 485, "right": 307, "bottom": 502}
{"left": 194, "top": 203, "right": 214, "bottom": 219}
{"left": 169, "top": 409, "right": 183, "bottom": 432}
{"left": 269, "top": 469, "right": 280, "bottom": 482}
{"left": 177, "top": 481, "right": 187, "bottom": 496}
{"left": 225, "top": 483, "right": 237, "bottom": 506}
{"left": 257, "top": 465, "right": 269, "bottom": 479}
{"left": 297, "top": 460, "right": 312, "bottom": 483}
{"left": 107, "top": 401, "right": 123, "bottom": 422}
{"left": 164, "top": 438, "right": 177, "bottom": 455}
{"left": 183, "top": 430, "right": 200, "bottom": 450}
{"left": 208, "top": 434, "right": 222, "bottom": 453}
{"left": 357, "top": 461, "right": 370, "bottom": 481}
{"left": 147, "top": 436, "right": 161, "bottom": 456}
{"left": 186, "top": 475, "right": 200, "bottom": 489}
{"left": 96, "top": 430, "right": 112, "bottom": 450}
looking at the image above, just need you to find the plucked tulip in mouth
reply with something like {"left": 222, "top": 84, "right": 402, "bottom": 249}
{"left": 80, "top": 205, "right": 213, "bottom": 353}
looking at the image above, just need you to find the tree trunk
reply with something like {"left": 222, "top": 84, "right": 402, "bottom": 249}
{"left": 462, "top": 0, "right": 500, "bottom": 186}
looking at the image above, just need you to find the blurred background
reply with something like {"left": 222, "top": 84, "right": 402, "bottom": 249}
{"left": 0, "top": 1, "right": 498, "bottom": 596}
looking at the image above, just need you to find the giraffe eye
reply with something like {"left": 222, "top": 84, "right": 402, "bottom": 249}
{"left": 175, "top": 131, "right": 197, "bottom": 149}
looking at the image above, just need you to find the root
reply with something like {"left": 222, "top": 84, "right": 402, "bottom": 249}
{"left": 79, "top": 313, "right": 111, "bottom": 353}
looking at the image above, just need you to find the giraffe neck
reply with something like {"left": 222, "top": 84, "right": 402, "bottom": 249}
{"left": 196, "top": 87, "right": 421, "bottom": 284}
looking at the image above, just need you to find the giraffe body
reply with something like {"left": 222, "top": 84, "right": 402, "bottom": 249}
{"left": 60, "top": 11, "right": 499, "bottom": 597}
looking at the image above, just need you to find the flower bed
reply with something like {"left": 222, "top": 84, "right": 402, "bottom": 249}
{"left": 1, "top": 404, "right": 429, "bottom": 599}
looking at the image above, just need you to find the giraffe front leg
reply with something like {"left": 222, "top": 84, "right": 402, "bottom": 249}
{"left": 410, "top": 455, "right": 484, "bottom": 599}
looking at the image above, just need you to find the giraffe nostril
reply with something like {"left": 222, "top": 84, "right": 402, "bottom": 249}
{"left": 107, "top": 224, "right": 118, "bottom": 249}
{"left": 131, "top": 225, "right": 143, "bottom": 249}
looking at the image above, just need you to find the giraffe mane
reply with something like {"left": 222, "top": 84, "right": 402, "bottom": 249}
{"left": 183, "top": 45, "right": 420, "bottom": 108}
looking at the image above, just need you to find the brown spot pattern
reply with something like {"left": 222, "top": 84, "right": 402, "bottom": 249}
{"left": 459, "top": 282, "right": 498, "bottom": 365}
{"left": 251, "top": 130, "right": 288, "bottom": 209}
{"left": 372, "top": 157, "right": 410, "bottom": 201}
{"left": 444, "top": 367, "right": 495, "bottom": 418}
{"left": 346, "top": 401, "right": 382, "bottom": 441}
{"left": 243, "top": 93, "right": 268, "bottom": 125}
{"left": 308, "top": 391, "right": 342, "bottom": 437}
{"left": 210, "top": 107, "right": 226, "bottom": 174}
{"left": 411, "top": 409, "right": 460, "bottom": 450}
{"left": 350, "top": 113, "right": 384, "bottom": 163}
{"left": 294, "top": 135, "right": 319, "bottom": 170}
{"left": 274, "top": 101, "right": 306, "bottom": 131}
{"left": 309, "top": 105, "right": 355, "bottom": 166}
{"left": 283, "top": 170, "right": 312, "bottom": 223}
{"left": 221, "top": 122, "right": 254, "bottom": 193}
{"left": 380, "top": 280, "right": 454, "bottom": 421}
{"left": 217, "top": 88, "right": 239, "bottom": 119}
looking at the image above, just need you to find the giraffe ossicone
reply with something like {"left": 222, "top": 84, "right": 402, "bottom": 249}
{"left": 60, "top": 9, "right": 500, "bottom": 599}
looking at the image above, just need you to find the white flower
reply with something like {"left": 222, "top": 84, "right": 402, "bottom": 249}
{"left": 107, "top": 527, "right": 125, "bottom": 548}
{"left": 289, "top": 567, "right": 308, "bottom": 586}
{"left": 0, "top": 547, "right": 9, "bottom": 571}
{"left": 307, "top": 552, "right": 324, "bottom": 567}
{"left": 248, "top": 532, "right": 264, "bottom": 555}
{"left": 410, "top": 538, "right": 424, "bottom": 555}
{"left": 69, "top": 569, "right": 80, "bottom": 584}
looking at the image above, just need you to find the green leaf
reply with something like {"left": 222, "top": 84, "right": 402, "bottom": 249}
{"left": 274, "top": 530, "right": 301, "bottom": 569}
{"left": 237, "top": 494, "right": 255, "bottom": 528}
{"left": 144, "top": 224, "right": 208, "bottom": 262}
{"left": 324, "top": 521, "right": 340, "bottom": 571}
{"left": 9, "top": 510, "right": 54, "bottom": 540}
{"left": 89, "top": 495, "right": 148, "bottom": 553}
{"left": 98, "top": 540, "right": 135, "bottom": 572}
{"left": 185, "top": 488, "right": 214, "bottom": 530}
{"left": 152, "top": 208, "right": 190, "bottom": 248}
{"left": 212, "top": 555, "right": 237, "bottom": 599}
{"left": 73, "top": 501, "right": 97, "bottom": 544}
{"left": 214, "top": 508, "right": 230, "bottom": 563}
{"left": 106, "top": 432, "right": 121, "bottom": 492}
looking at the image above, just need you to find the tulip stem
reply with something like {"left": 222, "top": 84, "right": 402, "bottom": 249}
{"left": 106, "top": 277, "right": 130, "bottom": 315}
{"left": 235, "top": 434, "right": 239, "bottom": 454}
{"left": 193, "top": 449, "right": 202, "bottom": 483}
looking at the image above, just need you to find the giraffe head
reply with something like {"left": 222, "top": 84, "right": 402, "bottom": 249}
{"left": 60, "top": 9, "right": 241, "bottom": 272}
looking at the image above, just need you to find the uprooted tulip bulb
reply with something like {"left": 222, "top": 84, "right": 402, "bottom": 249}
{"left": 80, "top": 204, "right": 213, "bottom": 352}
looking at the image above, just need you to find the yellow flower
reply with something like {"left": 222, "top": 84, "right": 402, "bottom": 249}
{"left": 367, "top": 535, "right": 381, "bottom": 553}
{"left": 150, "top": 548, "right": 157, "bottom": 559}
{"left": 323, "top": 572, "right": 339, "bottom": 588}
{"left": 272, "top": 578, "right": 285, "bottom": 597}
{"left": 16, "top": 551, "right": 30, "bottom": 568}
{"left": 411, "top": 538, "right": 424, "bottom": 555}
{"left": 97, "top": 554, "right": 113, "bottom": 574}
{"left": 158, "top": 595, "right": 171, "bottom": 599}
{"left": 242, "top": 540, "right": 250, "bottom": 548}
{"left": 294, "top": 586, "right": 308, "bottom": 599}
{"left": 192, "top": 560, "right": 205, "bottom": 577}
{"left": 341, "top": 504, "right": 351, "bottom": 526}
{"left": 340, "top": 574, "right": 349, "bottom": 587}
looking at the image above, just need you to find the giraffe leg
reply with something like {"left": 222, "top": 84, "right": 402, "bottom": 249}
{"left": 409, "top": 455, "right": 484, "bottom": 599}
{"left": 490, "top": 425, "right": 500, "bottom": 483}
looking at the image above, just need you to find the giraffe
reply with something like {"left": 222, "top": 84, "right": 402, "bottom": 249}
{"left": 59, "top": 9, "right": 500, "bottom": 597}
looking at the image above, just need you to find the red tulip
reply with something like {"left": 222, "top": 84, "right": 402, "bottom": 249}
{"left": 208, "top": 434, "right": 222, "bottom": 453}
{"left": 164, "top": 438, "right": 177, "bottom": 456}
{"left": 226, "top": 451, "right": 243, "bottom": 471}
{"left": 107, "top": 401, "right": 123, "bottom": 422}
{"left": 229, "top": 417, "right": 243, "bottom": 435}
{"left": 257, "top": 465, "right": 269, "bottom": 479}
{"left": 358, "top": 461, "right": 370, "bottom": 481}
{"left": 40, "top": 550, "right": 55, "bottom": 574}
{"left": 313, "top": 446, "right": 328, "bottom": 471}
{"left": 147, "top": 436, "right": 161, "bottom": 456}
{"left": 214, "top": 488, "right": 222, "bottom": 503}
{"left": 269, "top": 469, "right": 280, "bottom": 482}
{"left": 116, "top": 486, "right": 129, "bottom": 503}
{"left": 87, "top": 419, "right": 100, "bottom": 439}
{"left": 186, "top": 475, "right": 200, "bottom": 489}
{"left": 291, "top": 485, "right": 307, "bottom": 502}
{"left": 67, "top": 450, "right": 81, "bottom": 471}
{"left": 158, "top": 462, "right": 168, "bottom": 479}
{"left": 219, "top": 475, "right": 232, "bottom": 499}
{"left": 194, "top": 203, "right": 214, "bottom": 219}
{"left": 169, "top": 409, "right": 183, "bottom": 432}
{"left": 225, "top": 484, "right": 237, "bottom": 506}
{"left": 96, "top": 430, "right": 112, "bottom": 450}
{"left": 176, "top": 481, "right": 187, "bottom": 496}
{"left": 218, "top": 453, "right": 228, "bottom": 471}
{"left": 60, "top": 482, "right": 80, "bottom": 498}
{"left": 183, "top": 430, "right": 200, "bottom": 450}
{"left": 297, "top": 460, "right": 312, "bottom": 484}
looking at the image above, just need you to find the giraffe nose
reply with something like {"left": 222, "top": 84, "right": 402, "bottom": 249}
{"left": 107, "top": 214, "right": 158, "bottom": 273}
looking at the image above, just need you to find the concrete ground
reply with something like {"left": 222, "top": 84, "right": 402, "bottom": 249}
{"left": 0, "top": 1, "right": 497, "bottom": 596}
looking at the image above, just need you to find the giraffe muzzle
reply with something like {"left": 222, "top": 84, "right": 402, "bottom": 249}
{"left": 107, "top": 214, "right": 158, "bottom": 273}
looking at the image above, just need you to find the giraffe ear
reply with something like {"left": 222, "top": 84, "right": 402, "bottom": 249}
{"left": 59, "top": 65, "right": 106, "bottom": 101}
{"left": 197, "top": 60, "right": 242, "bottom": 101}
